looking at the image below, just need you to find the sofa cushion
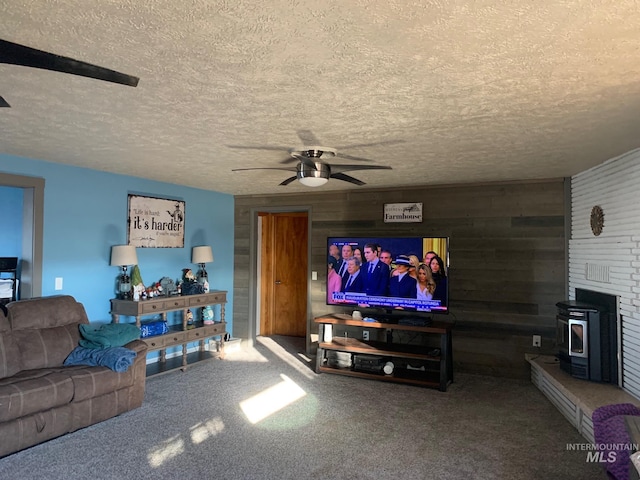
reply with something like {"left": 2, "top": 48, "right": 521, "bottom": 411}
{"left": 7, "top": 295, "right": 89, "bottom": 330}
{"left": 0, "top": 315, "right": 21, "bottom": 379}
{"left": 12, "top": 323, "right": 81, "bottom": 370}
{"left": 0, "top": 370, "right": 74, "bottom": 422}
{"left": 0, "top": 405, "right": 73, "bottom": 458}
{"left": 7, "top": 295, "right": 89, "bottom": 370}
{"left": 64, "top": 364, "right": 135, "bottom": 402}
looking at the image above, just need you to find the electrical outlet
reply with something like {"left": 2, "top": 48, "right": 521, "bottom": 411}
{"left": 363, "top": 330, "right": 369, "bottom": 341}
{"left": 533, "top": 335, "right": 541, "bottom": 347}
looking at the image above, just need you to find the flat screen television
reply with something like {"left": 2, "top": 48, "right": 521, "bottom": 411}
{"left": 327, "top": 236, "right": 449, "bottom": 317}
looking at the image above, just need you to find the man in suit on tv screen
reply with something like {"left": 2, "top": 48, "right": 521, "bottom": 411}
{"left": 362, "top": 243, "right": 390, "bottom": 296}
{"left": 341, "top": 258, "right": 364, "bottom": 293}
{"left": 336, "top": 244, "right": 353, "bottom": 282}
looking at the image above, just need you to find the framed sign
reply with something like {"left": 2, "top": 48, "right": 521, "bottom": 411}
{"left": 127, "top": 194, "right": 185, "bottom": 248}
{"left": 383, "top": 202, "right": 423, "bottom": 223}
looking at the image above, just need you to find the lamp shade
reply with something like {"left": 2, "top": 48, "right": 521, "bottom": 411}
{"left": 192, "top": 246, "right": 214, "bottom": 264}
{"left": 110, "top": 245, "right": 138, "bottom": 266}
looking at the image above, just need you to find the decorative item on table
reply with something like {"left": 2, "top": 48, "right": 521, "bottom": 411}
{"left": 145, "top": 283, "right": 162, "bottom": 298}
{"left": 182, "top": 268, "right": 195, "bottom": 282}
{"left": 202, "top": 305, "right": 214, "bottom": 325}
{"left": 140, "top": 319, "right": 169, "bottom": 338}
{"left": 181, "top": 268, "right": 205, "bottom": 295}
{"left": 159, "top": 276, "right": 177, "bottom": 296}
{"left": 191, "top": 245, "right": 214, "bottom": 293}
{"left": 130, "top": 265, "right": 145, "bottom": 301}
{"left": 110, "top": 245, "right": 138, "bottom": 300}
{"left": 186, "top": 308, "right": 195, "bottom": 329}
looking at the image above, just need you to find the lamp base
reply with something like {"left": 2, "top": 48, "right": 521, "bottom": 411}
{"left": 117, "top": 272, "right": 132, "bottom": 300}
{"left": 197, "top": 265, "right": 209, "bottom": 293}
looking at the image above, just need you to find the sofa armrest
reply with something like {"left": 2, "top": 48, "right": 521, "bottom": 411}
{"left": 123, "top": 339, "right": 148, "bottom": 409}
{"left": 124, "top": 339, "right": 148, "bottom": 357}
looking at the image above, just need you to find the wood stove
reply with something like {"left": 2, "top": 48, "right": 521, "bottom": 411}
{"left": 556, "top": 289, "right": 618, "bottom": 384}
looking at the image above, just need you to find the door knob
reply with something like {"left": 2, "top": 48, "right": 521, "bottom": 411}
{"left": 275, "top": 280, "right": 282, "bottom": 284}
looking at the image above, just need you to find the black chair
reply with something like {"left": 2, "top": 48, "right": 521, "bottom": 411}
{"left": 0, "top": 257, "right": 18, "bottom": 305}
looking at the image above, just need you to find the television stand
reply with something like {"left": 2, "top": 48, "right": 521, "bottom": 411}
{"left": 314, "top": 313, "right": 453, "bottom": 391}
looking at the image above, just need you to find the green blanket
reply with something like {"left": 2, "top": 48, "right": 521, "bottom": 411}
{"left": 79, "top": 323, "right": 141, "bottom": 349}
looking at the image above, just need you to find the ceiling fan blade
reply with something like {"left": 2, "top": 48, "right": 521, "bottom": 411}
{"left": 0, "top": 96, "right": 10, "bottom": 108}
{"left": 292, "top": 154, "right": 318, "bottom": 170}
{"left": 330, "top": 172, "right": 365, "bottom": 186}
{"left": 279, "top": 156, "right": 298, "bottom": 164}
{"left": 227, "top": 145, "right": 289, "bottom": 151}
{"left": 0, "top": 39, "right": 139, "bottom": 87}
{"left": 232, "top": 167, "right": 296, "bottom": 173}
{"left": 279, "top": 176, "right": 298, "bottom": 186}
{"left": 336, "top": 139, "right": 405, "bottom": 150}
{"left": 336, "top": 153, "right": 377, "bottom": 162}
{"left": 330, "top": 165, "right": 392, "bottom": 174}
{"left": 296, "top": 129, "right": 321, "bottom": 145}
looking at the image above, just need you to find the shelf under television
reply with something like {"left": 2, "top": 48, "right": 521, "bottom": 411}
{"left": 314, "top": 313, "right": 453, "bottom": 391}
{"left": 319, "top": 337, "right": 440, "bottom": 361}
{"left": 318, "top": 364, "right": 441, "bottom": 388}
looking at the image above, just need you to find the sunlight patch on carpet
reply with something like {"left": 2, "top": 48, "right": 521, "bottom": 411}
{"left": 240, "top": 373, "right": 307, "bottom": 424}
{"left": 190, "top": 417, "right": 225, "bottom": 444}
{"left": 297, "top": 352, "right": 312, "bottom": 363}
{"left": 221, "top": 347, "right": 269, "bottom": 363}
{"left": 147, "top": 434, "right": 184, "bottom": 467}
{"left": 257, "top": 336, "right": 315, "bottom": 379}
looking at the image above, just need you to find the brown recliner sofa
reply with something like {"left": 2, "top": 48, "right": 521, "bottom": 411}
{"left": 0, "top": 295, "right": 148, "bottom": 457}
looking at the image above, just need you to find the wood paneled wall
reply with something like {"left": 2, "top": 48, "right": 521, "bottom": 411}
{"left": 234, "top": 178, "right": 567, "bottom": 379}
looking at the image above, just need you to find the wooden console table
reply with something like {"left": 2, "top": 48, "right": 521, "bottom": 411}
{"left": 110, "top": 291, "right": 227, "bottom": 375}
{"left": 314, "top": 314, "right": 453, "bottom": 391}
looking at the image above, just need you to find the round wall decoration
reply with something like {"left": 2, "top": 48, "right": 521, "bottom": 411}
{"left": 590, "top": 205, "right": 604, "bottom": 236}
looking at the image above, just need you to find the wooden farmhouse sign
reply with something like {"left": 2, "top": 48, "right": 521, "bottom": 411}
{"left": 383, "top": 202, "right": 423, "bottom": 223}
{"left": 127, "top": 194, "right": 185, "bottom": 248}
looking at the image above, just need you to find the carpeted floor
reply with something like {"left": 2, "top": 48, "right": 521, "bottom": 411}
{"left": 0, "top": 335, "right": 605, "bottom": 479}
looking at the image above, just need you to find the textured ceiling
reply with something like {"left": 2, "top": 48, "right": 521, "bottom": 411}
{"left": 2, "top": 1, "right": 640, "bottom": 195}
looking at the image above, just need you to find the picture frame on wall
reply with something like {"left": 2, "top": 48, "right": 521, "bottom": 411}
{"left": 127, "top": 194, "right": 185, "bottom": 248}
{"left": 383, "top": 202, "right": 423, "bottom": 223}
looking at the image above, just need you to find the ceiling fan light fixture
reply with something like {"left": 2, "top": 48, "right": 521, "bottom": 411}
{"left": 298, "top": 176, "right": 329, "bottom": 187}
{"left": 297, "top": 161, "right": 330, "bottom": 187}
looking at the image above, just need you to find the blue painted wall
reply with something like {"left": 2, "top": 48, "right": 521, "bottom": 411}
{"left": 0, "top": 155, "right": 234, "bottom": 339}
{"left": 0, "top": 186, "right": 23, "bottom": 258}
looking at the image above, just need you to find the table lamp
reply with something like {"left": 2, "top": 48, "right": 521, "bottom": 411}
{"left": 192, "top": 245, "right": 213, "bottom": 292}
{"left": 110, "top": 245, "right": 138, "bottom": 299}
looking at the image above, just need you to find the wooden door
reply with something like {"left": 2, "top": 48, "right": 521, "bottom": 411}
{"left": 259, "top": 212, "right": 308, "bottom": 337}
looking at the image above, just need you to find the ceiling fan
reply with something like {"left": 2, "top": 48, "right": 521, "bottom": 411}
{"left": 0, "top": 39, "right": 139, "bottom": 107}
{"left": 229, "top": 130, "right": 399, "bottom": 187}
{"left": 233, "top": 161, "right": 392, "bottom": 187}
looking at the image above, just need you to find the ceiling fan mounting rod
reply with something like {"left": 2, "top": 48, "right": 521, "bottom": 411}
{"left": 290, "top": 146, "right": 337, "bottom": 159}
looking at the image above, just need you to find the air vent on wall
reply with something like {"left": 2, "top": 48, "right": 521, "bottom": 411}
{"left": 585, "top": 263, "right": 610, "bottom": 283}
